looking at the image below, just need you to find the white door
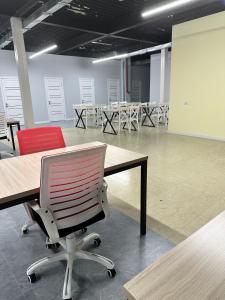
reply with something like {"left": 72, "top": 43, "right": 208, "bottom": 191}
{"left": 79, "top": 78, "right": 95, "bottom": 104}
{"left": 45, "top": 77, "right": 66, "bottom": 122}
{"left": 107, "top": 79, "right": 120, "bottom": 104}
{"left": 0, "top": 76, "right": 25, "bottom": 125}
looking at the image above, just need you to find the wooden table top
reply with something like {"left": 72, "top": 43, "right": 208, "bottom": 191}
{"left": 0, "top": 141, "right": 148, "bottom": 207}
{"left": 124, "top": 210, "right": 225, "bottom": 300}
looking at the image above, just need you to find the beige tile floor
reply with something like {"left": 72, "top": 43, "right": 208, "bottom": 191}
{"left": 61, "top": 125, "right": 225, "bottom": 244}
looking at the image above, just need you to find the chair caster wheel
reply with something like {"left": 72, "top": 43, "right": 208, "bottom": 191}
{"left": 94, "top": 238, "right": 101, "bottom": 247}
{"left": 107, "top": 268, "right": 116, "bottom": 278}
{"left": 46, "top": 242, "right": 60, "bottom": 249}
{"left": 28, "top": 273, "right": 37, "bottom": 283}
{"left": 81, "top": 227, "right": 87, "bottom": 234}
{"left": 22, "top": 228, "right": 29, "bottom": 234}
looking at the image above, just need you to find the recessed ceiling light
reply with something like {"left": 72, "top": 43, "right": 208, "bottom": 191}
{"left": 142, "top": 0, "right": 199, "bottom": 18}
{"left": 92, "top": 41, "right": 112, "bottom": 46}
{"left": 93, "top": 42, "right": 171, "bottom": 64}
{"left": 93, "top": 53, "right": 129, "bottom": 64}
{"left": 29, "top": 44, "right": 57, "bottom": 59}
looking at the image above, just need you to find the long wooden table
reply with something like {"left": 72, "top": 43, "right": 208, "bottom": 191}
{"left": 0, "top": 141, "right": 148, "bottom": 235}
{"left": 124, "top": 210, "right": 225, "bottom": 299}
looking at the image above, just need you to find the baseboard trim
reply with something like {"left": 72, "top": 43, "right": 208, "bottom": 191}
{"left": 168, "top": 130, "right": 225, "bottom": 142}
{"left": 35, "top": 118, "right": 74, "bottom": 125}
{"left": 35, "top": 120, "right": 49, "bottom": 124}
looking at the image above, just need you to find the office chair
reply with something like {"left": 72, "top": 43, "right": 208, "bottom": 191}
{"left": 17, "top": 127, "right": 66, "bottom": 235}
{"left": 26, "top": 144, "right": 116, "bottom": 300}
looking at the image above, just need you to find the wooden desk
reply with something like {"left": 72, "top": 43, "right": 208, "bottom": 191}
{"left": 0, "top": 141, "right": 148, "bottom": 235}
{"left": 124, "top": 210, "right": 225, "bottom": 299}
{"left": 7, "top": 118, "right": 21, "bottom": 151}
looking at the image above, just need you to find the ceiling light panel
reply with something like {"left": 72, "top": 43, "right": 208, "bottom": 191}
{"left": 142, "top": 0, "right": 200, "bottom": 18}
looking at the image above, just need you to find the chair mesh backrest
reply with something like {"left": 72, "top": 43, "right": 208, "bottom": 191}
{"left": 40, "top": 144, "right": 107, "bottom": 230}
{"left": 0, "top": 112, "right": 7, "bottom": 138}
{"left": 17, "top": 127, "right": 66, "bottom": 155}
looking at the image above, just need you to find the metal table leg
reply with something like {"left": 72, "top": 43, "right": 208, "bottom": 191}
{"left": 103, "top": 112, "right": 117, "bottom": 135}
{"left": 9, "top": 124, "right": 15, "bottom": 151}
{"left": 142, "top": 107, "right": 155, "bottom": 127}
{"left": 140, "top": 160, "right": 147, "bottom": 235}
{"left": 75, "top": 109, "right": 86, "bottom": 129}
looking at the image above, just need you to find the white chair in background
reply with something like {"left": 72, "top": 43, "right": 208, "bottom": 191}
{"left": 155, "top": 103, "right": 169, "bottom": 126}
{"left": 117, "top": 105, "right": 129, "bottom": 133}
{"left": 127, "top": 103, "right": 141, "bottom": 132}
{"left": 26, "top": 145, "right": 116, "bottom": 300}
{"left": 140, "top": 102, "right": 148, "bottom": 123}
{"left": 0, "top": 111, "right": 9, "bottom": 142}
{"left": 83, "top": 104, "right": 98, "bottom": 127}
{"left": 119, "top": 101, "right": 127, "bottom": 106}
{"left": 110, "top": 101, "right": 119, "bottom": 107}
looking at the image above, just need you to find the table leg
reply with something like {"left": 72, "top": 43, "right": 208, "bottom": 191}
{"left": 140, "top": 160, "right": 147, "bottom": 235}
{"left": 17, "top": 122, "right": 21, "bottom": 131}
{"left": 9, "top": 124, "right": 15, "bottom": 151}
{"left": 103, "top": 112, "right": 117, "bottom": 135}
{"left": 142, "top": 107, "right": 155, "bottom": 127}
{"left": 75, "top": 109, "right": 86, "bottom": 129}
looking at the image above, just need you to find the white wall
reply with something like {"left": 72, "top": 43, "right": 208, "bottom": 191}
{"left": 150, "top": 52, "right": 171, "bottom": 103}
{"left": 0, "top": 50, "right": 121, "bottom": 123}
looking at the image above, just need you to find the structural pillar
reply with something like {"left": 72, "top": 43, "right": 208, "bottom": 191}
{"left": 10, "top": 17, "right": 34, "bottom": 128}
{"left": 120, "top": 59, "right": 125, "bottom": 102}
{"left": 160, "top": 48, "right": 168, "bottom": 104}
{"left": 125, "top": 58, "right": 131, "bottom": 102}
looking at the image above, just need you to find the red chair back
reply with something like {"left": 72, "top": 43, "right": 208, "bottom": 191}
{"left": 17, "top": 126, "right": 66, "bottom": 155}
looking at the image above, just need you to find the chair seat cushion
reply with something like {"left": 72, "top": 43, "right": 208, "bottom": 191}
{"left": 32, "top": 208, "right": 105, "bottom": 238}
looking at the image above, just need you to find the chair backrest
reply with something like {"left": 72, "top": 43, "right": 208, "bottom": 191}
{"left": 120, "top": 101, "right": 127, "bottom": 106}
{"left": 40, "top": 144, "right": 107, "bottom": 230}
{"left": 0, "top": 112, "right": 7, "bottom": 138}
{"left": 17, "top": 126, "right": 65, "bottom": 155}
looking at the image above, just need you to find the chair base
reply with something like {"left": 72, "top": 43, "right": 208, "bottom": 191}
{"left": 27, "top": 232, "right": 115, "bottom": 300}
{"left": 22, "top": 220, "right": 36, "bottom": 234}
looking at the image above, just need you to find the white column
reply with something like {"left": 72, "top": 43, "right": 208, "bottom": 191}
{"left": 160, "top": 48, "right": 168, "bottom": 104}
{"left": 149, "top": 55, "right": 151, "bottom": 102}
{"left": 10, "top": 17, "right": 34, "bottom": 128}
{"left": 125, "top": 58, "right": 131, "bottom": 102}
{"left": 120, "top": 59, "right": 125, "bottom": 102}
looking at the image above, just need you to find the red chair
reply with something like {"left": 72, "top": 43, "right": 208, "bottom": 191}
{"left": 17, "top": 126, "right": 65, "bottom": 155}
{"left": 17, "top": 126, "right": 66, "bottom": 234}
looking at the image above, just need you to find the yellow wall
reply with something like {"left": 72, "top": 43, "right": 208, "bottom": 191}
{"left": 169, "top": 11, "right": 225, "bottom": 140}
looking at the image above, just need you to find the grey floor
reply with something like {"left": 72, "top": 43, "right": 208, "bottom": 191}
{"left": 0, "top": 205, "right": 174, "bottom": 300}
{"left": 0, "top": 121, "right": 174, "bottom": 299}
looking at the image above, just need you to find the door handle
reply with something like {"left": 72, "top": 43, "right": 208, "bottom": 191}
{"left": 5, "top": 103, "right": 8, "bottom": 108}
{"left": 48, "top": 101, "right": 51, "bottom": 105}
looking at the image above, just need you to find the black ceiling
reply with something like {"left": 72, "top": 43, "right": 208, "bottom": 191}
{"left": 0, "top": 0, "right": 225, "bottom": 58}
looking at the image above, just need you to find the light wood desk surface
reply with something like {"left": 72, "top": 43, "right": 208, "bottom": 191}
{"left": 124, "top": 210, "right": 225, "bottom": 300}
{"left": 0, "top": 142, "right": 148, "bottom": 223}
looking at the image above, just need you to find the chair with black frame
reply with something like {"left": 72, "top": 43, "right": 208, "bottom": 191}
{"left": 26, "top": 144, "right": 116, "bottom": 300}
